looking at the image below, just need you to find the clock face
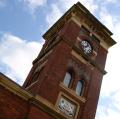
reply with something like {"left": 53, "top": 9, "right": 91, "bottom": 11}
{"left": 80, "top": 40, "right": 92, "bottom": 54}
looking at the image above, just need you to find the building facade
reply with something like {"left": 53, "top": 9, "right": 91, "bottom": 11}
{"left": 0, "top": 2, "right": 116, "bottom": 119}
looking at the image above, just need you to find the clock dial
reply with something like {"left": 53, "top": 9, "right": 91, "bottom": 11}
{"left": 80, "top": 40, "right": 92, "bottom": 54}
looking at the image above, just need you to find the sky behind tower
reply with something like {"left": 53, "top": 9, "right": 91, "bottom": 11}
{"left": 0, "top": 0, "right": 120, "bottom": 119}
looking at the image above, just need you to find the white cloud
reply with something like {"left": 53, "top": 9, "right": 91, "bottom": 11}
{"left": 45, "top": 0, "right": 99, "bottom": 28}
{"left": 21, "top": 0, "right": 47, "bottom": 14}
{"left": 0, "top": 33, "right": 42, "bottom": 85}
{"left": 79, "top": 0, "right": 98, "bottom": 13}
{"left": 99, "top": 7, "right": 115, "bottom": 30}
{"left": 95, "top": 7, "right": 120, "bottom": 117}
{"left": 105, "top": 0, "right": 118, "bottom": 3}
{"left": 98, "top": 2, "right": 120, "bottom": 96}
{"left": 96, "top": 36, "right": 120, "bottom": 118}
{"left": 96, "top": 91, "right": 120, "bottom": 119}
{"left": 98, "top": 1, "right": 120, "bottom": 41}
{"left": 46, "top": 4, "right": 62, "bottom": 27}
{"left": 97, "top": 107, "right": 120, "bottom": 119}
{"left": 112, "top": 21, "right": 120, "bottom": 41}
{"left": 96, "top": 5, "right": 120, "bottom": 117}
{"left": 58, "top": 0, "right": 98, "bottom": 13}
{"left": 101, "top": 44, "right": 120, "bottom": 93}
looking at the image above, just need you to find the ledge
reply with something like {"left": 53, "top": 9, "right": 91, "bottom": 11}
{"left": 60, "top": 82, "right": 86, "bottom": 103}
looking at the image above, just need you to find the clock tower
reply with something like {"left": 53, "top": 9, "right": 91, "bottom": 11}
{"left": 23, "top": 2, "right": 116, "bottom": 119}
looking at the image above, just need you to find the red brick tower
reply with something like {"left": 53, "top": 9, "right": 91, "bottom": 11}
{"left": 23, "top": 2, "right": 116, "bottom": 119}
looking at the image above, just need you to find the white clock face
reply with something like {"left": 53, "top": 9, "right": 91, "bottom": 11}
{"left": 80, "top": 40, "right": 92, "bottom": 54}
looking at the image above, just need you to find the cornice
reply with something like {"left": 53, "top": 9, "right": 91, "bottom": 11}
{"left": 43, "top": 2, "right": 116, "bottom": 48}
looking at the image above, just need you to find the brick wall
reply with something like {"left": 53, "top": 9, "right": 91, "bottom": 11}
{"left": 0, "top": 84, "right": 56, "bottom": 119}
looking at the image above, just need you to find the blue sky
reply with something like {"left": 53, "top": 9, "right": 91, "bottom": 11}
{"left": 0, "top": 0, "right": 120, "bottom": 119}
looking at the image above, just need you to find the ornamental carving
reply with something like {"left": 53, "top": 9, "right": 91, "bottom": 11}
{"left": 58, "top": 97, "right": 76, "bottom": 118}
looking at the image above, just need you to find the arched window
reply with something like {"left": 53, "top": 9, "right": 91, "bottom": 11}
{"left": 63, "top": 72, "right": 72, "bottom": 87}
{"left": 76, "top": 80, "right": 84, "bottom": 96}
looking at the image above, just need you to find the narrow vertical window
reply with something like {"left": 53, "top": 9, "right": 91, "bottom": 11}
{"left": 63, "top": 72, "right": 72, "bottom": 87}
{"left": 76, "top": 80, "right": 84, "bottom": 96}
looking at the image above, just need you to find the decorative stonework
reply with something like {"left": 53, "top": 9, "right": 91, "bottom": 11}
{"left": 58, "top": 97, "right": 76, "bottom": 118}
{"left": 56, "top": 92, "right": 80, "bottom": 119}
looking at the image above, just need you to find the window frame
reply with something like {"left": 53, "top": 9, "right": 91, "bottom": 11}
{"left": 63, "top": 69, "right": 75, "bottom": 88}
{"left": 63, "top": 71, "right": 72, "bottom": 87}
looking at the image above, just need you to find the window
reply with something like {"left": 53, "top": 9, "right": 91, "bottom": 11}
{"left": 76, "top": 80, "right": 84, "bottom": 96}
{"left": 63, "top": 72, "right": 72, "bottom": 87}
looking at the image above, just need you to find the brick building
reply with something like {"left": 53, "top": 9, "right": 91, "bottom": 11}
{"left": 0, "top": 2, "right": 116, "bottom": 119}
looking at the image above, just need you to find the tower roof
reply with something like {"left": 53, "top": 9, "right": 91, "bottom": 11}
{"left": 43, "top": 2, "right": 116, "bottom": 47}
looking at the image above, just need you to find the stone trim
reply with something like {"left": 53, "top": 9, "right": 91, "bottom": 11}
{"left": 71, "top": 16, "right": 110, "bottom": 50}
{"left": 0, "top": 73, "right": 32, "bottom": 100}
{"left": 55, "top": 91, "right": 80, "bottom": 119}
{"left": 59, "top": 82, "right": 86, "bottom": 103}
{"left": 0, "top": 73, "right": 68, "bottom": 119}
